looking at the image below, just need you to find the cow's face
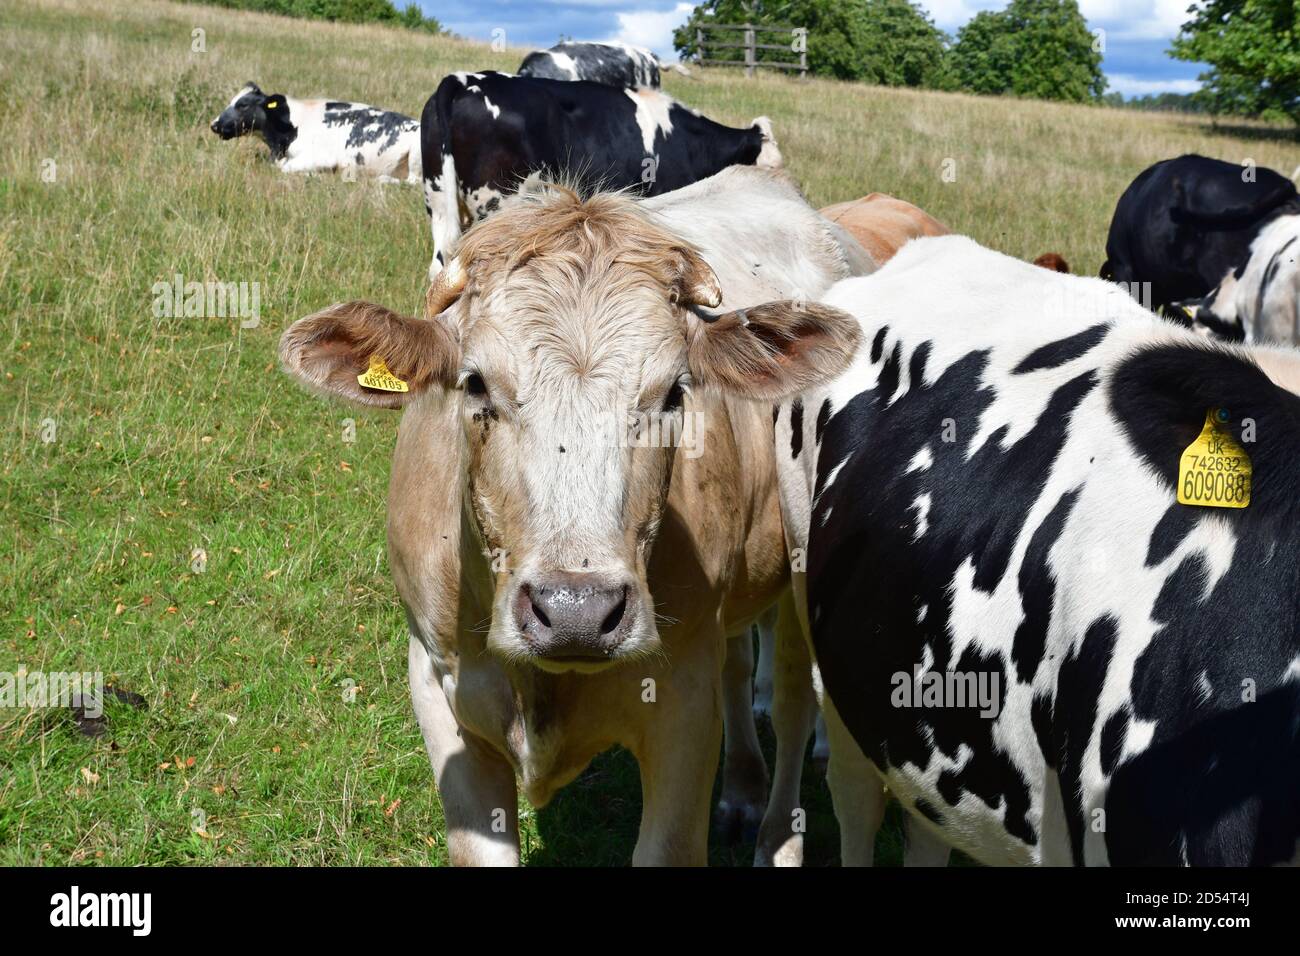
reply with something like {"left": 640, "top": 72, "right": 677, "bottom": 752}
{"left": 1172, "top": 281, "right": 1247, "bottom": 343}
{"left": 210, "top": 83, "right": 280, "bottom": 139}
{"left": 279, "top": 187, "right": 859, "bottom": 673}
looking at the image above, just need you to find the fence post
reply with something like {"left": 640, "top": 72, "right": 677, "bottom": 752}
{"left": 696, "top": 26, "right": 704, "bottom": 65}
{"left": 744, "top": 23, "right": 755, "bottom": 78}
{"left": 795, "top": 28, "right": 807, "bottom": 80}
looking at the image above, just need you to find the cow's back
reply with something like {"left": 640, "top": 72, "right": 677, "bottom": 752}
{"left": 819, "top": 193, "right": 950, "bottom": 267}
{"left": 1103, "top": 155, "right": 1299, "bottom": 309}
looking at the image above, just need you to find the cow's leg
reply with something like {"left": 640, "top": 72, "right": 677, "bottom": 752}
{"left": 424, "top": 177, "right": 461, "bottom": 282}
{"left": 408, "top": 636, "right": 519, "bottom": 866}
{"left": 822, "top": 696, "right": 885, "bottom": 866}
{"left": 715, "top": 631, "right": 769, "bottom": 843}
{"left": 631, "top": 633, "right": 725, "bottom": 866}
{"left": 811, "top": 711, "right": 830, "bottom": 776}
{"left": 752, "top": 605, "right": 778, "bottom": 719}
{"left": 754, "top": 593, "right": 817, "bottom": 867}
{"left": 902, "top": 820, "right": 953, "bottom": 867}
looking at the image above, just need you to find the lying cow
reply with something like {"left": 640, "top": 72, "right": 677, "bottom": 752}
{"left": 1183, "top": 213, "right": 1300, "bottom": 345}
{"left": 748, "top": 235, "right": 1300, "bottom": 865}
{"left": 420, "top": 71, "right": 781, "bottom": 277}
{"left": 518, "top": 41, "right": 669, "bottom": 87}
{"left": 210, "top": 82, "right": 421, "bottom": 182}
{"left": 1100, "top": 154, "right": 1297, "bottom": 315}
{"left": 278, "top": 166, "right": 866, "bottom": 865}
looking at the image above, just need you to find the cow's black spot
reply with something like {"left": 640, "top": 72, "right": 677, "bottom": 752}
{"left": 1100, "top": 703, "right": 1128, "bottom": 776}
{"left": 1012, "top": 325, "right": 1108, "bottom": 374}
{"left": 324, "top": 105, "right": 415, "bottom": 153}
{"left": 789, "top": 398, "right": 803, "bottom": 459}
{"left": 815, "top": 399, "right": 831, "bottom": 446}
{"left": 1144, "top": 502, "right": 1198, "bottom": 567}
{"left": 1012, "top": 487, "right": 1081, "bottom": 683}
{"left": 1051, "top": 614, "right": 1119, "bottom": 865}
{"left": 870, "top": 326, "right": 888, "bottom": 363}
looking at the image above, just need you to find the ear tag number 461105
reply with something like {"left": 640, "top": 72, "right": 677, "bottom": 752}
{"left": 1177, "top": 407, "right": 1250, "bottom": 509}
{"left": 357, "top": 355, "right": 408, "bottom": 393}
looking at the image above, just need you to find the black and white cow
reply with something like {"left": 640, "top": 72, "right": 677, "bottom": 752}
{"left": 420, "top": 71, "right": 780, "bottom": 277}
{"left": 211, "top": 83, "right": 421, "bottom": 182}
{"left": 518, "top": 41, "right": 668, "bottom": 87}
{"left": 735, "top": 235, "right": 1300, "bottom": 866}
{"left": 1187, "top": 213, "right": 1300, "bottom": 345}
{"left": 1101, "top": 154, "right": 1298, "bottom": 324}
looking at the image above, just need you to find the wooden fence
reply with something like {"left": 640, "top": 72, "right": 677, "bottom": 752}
{"left": 693, "top": 23, "right": 808, "bottom": 79}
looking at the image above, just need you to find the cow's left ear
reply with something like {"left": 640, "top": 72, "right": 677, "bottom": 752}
{"left": 688, "top": 299, "right": 861, "bottom": 400}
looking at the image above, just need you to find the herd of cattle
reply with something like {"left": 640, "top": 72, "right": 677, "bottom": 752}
{"left": 212, "top": 40, "right": 1300, "bottom": 866}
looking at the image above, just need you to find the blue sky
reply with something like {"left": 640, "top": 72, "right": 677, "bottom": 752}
{"left": 420, "top": 0, "right": 1207, "bottom": 97}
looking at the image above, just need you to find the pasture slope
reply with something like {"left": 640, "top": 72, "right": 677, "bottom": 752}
{"left": 0, "top": 0, "right": 1295, "bottom": 866}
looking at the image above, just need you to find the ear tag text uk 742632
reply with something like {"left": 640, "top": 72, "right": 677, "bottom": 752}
{"left": 1177, "top": 407, "right": 1250, "bottom": 509}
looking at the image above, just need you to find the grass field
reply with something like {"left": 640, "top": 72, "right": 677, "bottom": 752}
{"left": 1, "top": 0, "right": 1295, "bottom": 866}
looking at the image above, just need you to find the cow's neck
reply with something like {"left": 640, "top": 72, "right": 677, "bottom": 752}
{"left": 258, "top": 100, "right": 299, "bottom": 160}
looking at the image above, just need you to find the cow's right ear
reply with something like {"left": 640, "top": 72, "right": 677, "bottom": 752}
{"left": 688, "top": 299, "right": 861, "bottom": 401}
{"left": 279, "top": 301, "right": 459, "bottom": 409}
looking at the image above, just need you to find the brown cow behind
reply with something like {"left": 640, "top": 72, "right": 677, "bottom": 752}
{"left": 820, "top": 193, "right": 950, "bottom": 267}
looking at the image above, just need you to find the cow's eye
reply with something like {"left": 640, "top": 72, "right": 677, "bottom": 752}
{"left": 460, "top": 370, "right": 489, "bottom": 399}
{"left": 662, "top": 376, "right": 690, "bottom": 413}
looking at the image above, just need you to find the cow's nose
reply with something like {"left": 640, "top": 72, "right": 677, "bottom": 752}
{"left": 514, "top": 573, "right": 631, "bottom": 660}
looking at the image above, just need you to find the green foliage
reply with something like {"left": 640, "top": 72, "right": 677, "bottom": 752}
{"left": 674, "top": 0, "right": 950, "bottom": 88}
{"left": 181, "top": 0, "right": 444, "bottom": 33}
{"left": 1101, "top": 90, "right": 1213, "bottom": 114}
{"left": 1171, "top": 0, "right": 1299, "bottom": 124}
{"left": 949, "top": 0, "right": 1104, "bottom": 101}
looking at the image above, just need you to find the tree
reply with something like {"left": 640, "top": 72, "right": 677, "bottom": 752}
{"left": 950, "top": 0, "right": 1105, "bottom": 102}
{"left": 1171, "top": 0, "right": 1299, "bottom": 124}
{"left": 674, "top": 0, "right": 951, "bottom": 87}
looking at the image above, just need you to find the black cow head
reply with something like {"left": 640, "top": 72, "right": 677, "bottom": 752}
{"left": 210, "top": 83, "right": 287, "bottom": 140}
{"left": 1165, "top": 296, "right": 1246, "bottom": 342}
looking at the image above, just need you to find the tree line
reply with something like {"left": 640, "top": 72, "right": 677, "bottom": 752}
{"left": 674, "top": 0, "right": 1298, "bottom": 124}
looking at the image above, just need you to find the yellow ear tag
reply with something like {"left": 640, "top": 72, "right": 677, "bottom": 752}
{"left": 266, "top": 100, "right": 278, "bottom": 109}
{"left": 1177, "top": 407, "right": 1250, "bottom": 508}
{"left": 357, "top": 356, "right": 408, "bottom": 393}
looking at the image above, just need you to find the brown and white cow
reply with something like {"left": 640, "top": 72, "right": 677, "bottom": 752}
{"left": 279, "top": 166, "right": 866, "bottom": 865}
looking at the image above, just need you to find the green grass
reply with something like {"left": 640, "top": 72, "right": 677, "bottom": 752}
{"left": 0, "top": 0, "right": 1293, "bottom": 866}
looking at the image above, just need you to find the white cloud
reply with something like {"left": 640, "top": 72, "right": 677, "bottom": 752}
{"left": 603, "top": 2, "right": 694, "bottom": 59}
{"left": 923, "top": 0, "right": 1002, "bottom": 31}
{"left": 1078, "top": 0, "right": 1193, "bottom": 40}
{"left": 1107, "top": 74, "right": 1202, "bottom": 96}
